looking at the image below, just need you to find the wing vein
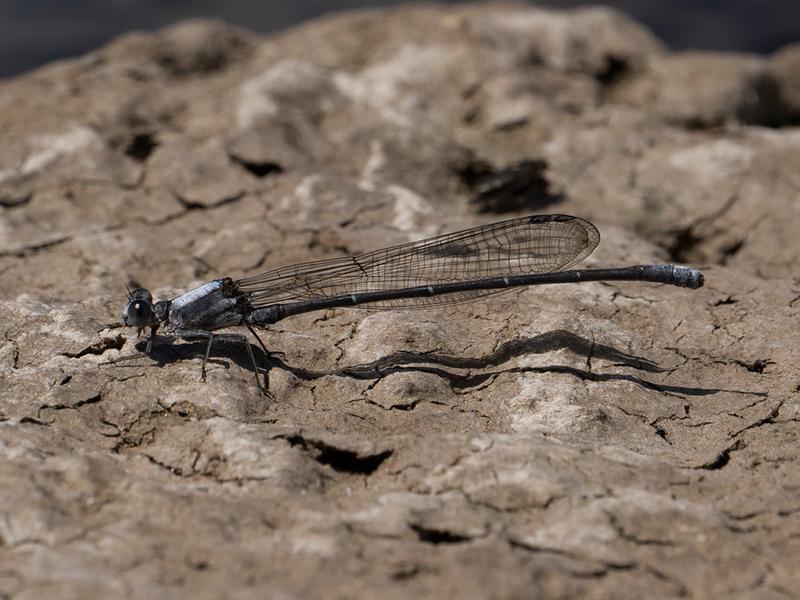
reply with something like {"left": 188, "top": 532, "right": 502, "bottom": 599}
{"left": 236, "top": 215, "right": 600, "bottom": 309}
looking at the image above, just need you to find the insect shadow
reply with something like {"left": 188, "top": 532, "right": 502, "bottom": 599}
{"left": 130, "top": 329, "right": 758, "bottom": 398}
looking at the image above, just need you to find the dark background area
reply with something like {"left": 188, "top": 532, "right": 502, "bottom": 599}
{"left": 1, "top": 0, "right": 799, "bottom": 79}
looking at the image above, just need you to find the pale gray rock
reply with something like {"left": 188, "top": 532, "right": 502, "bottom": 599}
{"left": 616, "top": 52, "right": 780, "bottom": 127}
{"left": 770, "top": 41, "right": 800, "bottom": 122}
{"left": 0, "top": 4, "right": 798, "bottom": 599}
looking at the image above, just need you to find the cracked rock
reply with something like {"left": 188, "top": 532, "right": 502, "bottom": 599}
{"left": 0, "top": 4, "right": 799, "bottom": 599}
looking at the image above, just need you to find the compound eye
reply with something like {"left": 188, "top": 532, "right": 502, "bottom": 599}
{"left": 133, "top": 301, "right": 149, "bottom": 318}
{"left": 123, "top": 289, "right": 154, "bottom": 328}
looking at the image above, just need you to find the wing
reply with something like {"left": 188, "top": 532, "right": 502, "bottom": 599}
{"left": 236, "top": 214, "right": 600, "bottom": 309}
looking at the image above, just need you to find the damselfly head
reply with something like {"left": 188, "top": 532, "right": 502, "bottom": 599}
{"left": 123, "top": 288, "right": 154, "bottom": 331}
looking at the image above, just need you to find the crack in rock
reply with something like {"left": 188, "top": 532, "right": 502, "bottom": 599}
{"left": 508, "top": 538, "right": 635, "bottom": 576}
{"left": 39, "top": 393, "right": 103, "bottom": 415}
{"left": 734, "top": 358, "right": 774, "bottom": 374}
{"left": 174, "top": 191, "right": 245, "bottom": 211}
{"left": 693, "top": 439, "right": 747, "bottom": 470}
{"left": 228, "top": 153, "right": 283, "bottom": 178}
{"left": 284, "top": 434, "right": 392, "bottom": 474}
{"left": 0, "top": 191, "right": 33, "bottom": 208}
{"left": 61, "top": 334, "right": 126, "bottom": 358}
{"left": 0, "top": 234, "right": 72, "bottom": 258}
{"left": 729, "top": 400, "right": 784, "bottom": 437}
{"left": 124, "top": 133, "right": 159, "bottom": 162}
{"left": 409, "top": 523, "right": 473, "bottom": 545}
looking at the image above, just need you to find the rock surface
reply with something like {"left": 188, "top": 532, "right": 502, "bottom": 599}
{"left": 1, "top": 4, "right": 798, "bottom": 599}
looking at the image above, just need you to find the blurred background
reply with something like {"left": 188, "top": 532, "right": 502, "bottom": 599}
{"left": 2, "top": 0, "right": 799, "bottom": 79}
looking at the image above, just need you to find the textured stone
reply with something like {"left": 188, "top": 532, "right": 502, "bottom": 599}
{"left": 0, "top": 4, "right": 798, "bottom": 599}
